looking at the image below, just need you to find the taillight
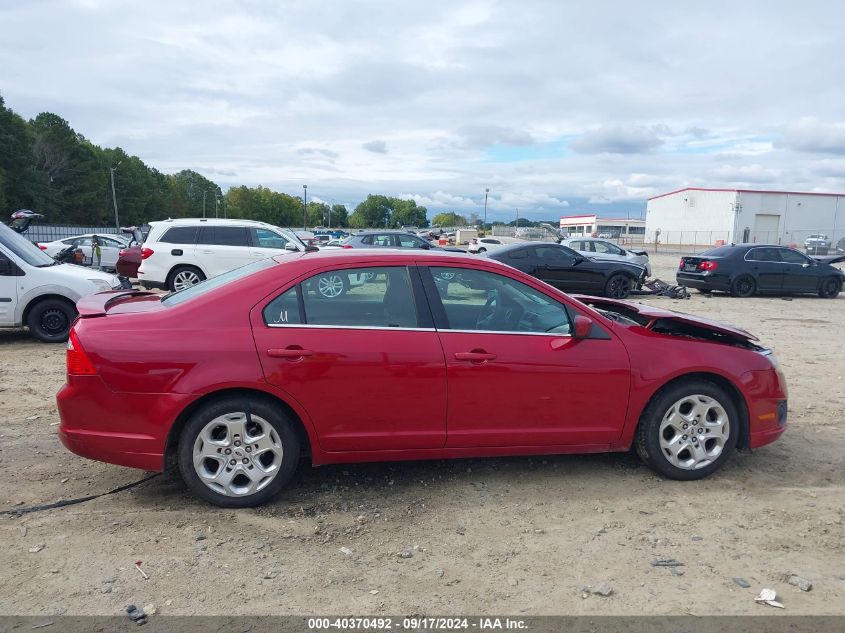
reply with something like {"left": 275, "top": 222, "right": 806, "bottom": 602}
{"left": 679, "top": 258, "right": 685, "bottom": 269}
{"left": 140, "top": 247, "right": 154, "bottom": 259}
{"left": 118, "top": 248, "right": 126, "bottom": 257}
{"left": 697, "top": 260, "right": 718, "bottom": 271}
{"left": 66, "top": 329, "right": 97, "bottom": 376}
{"left": 341, "top": 245, "right": 353, "bottom": 249}
{"left": 38, "top": 244, "right": 48, "bottom": 250}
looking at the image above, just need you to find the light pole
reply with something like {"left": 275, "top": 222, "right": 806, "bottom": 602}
{"left": 483, "top": 188, "right": 489, "bottom": 228}
{"left": 109, "top": 161, "right": 122, "bottom": 230}
{"left": 202, "top": 189, "right": 207, "bottom": 218}
{"left": 302, "top": 185, "right": 308, "bottom": 230}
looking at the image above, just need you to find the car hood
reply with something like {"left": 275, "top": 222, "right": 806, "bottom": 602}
{"left": 44, "top": 263, "right": 119, "bottom": 284}
{"left": 571, "top": 295, "right": 759, "bottom": 342}
{"left": 812, "top": 254, "right": 845, "bottom": 265}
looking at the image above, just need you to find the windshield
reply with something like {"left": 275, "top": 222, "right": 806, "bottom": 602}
{"left": 161, "top": 258, "right": 275, "bottom": 307}
{"left": 0, "top": 223, "right": 57, "bottom": 267}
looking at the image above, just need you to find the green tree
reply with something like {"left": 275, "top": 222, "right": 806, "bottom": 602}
{"left": 432, "top": 211, "right": 467, "bottom": 227}
{"left": 389, "top": 199, "right": 428, "bottom": 228}
{"left": 350, "top": 194, "right": 392, "bottom": 228}
{"left": 330, "top": 204, "right": 349, "bottom": 228}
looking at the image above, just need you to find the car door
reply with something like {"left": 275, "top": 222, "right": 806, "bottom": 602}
{"left": 195, "top": 226, "right": 252, "bottom": 278}
{"left": 744, "top": 247, "right": 783, "bottom": 292}
{"left": 533, "top": 244, "right": 604, "bottom": 293}
{"left": 0, "top": 249, "right": 18, "bottom": 325}
{"left": 96, "top": 235, "right": 124, "bottom": 269}
{"left": 420, "top": 264, "right": 630, "bottom": 447}
{"left": 250, "top": 264, "right": 447, "bottom": 451}
{"left": 779, "top": 248, "right": 821, "bottom": 292}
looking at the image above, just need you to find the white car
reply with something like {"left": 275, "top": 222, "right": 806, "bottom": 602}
{"left": 560, "top": 237, "right": 652, "bottom": 277}
{"left": 0, "top": 222, "right": 123, "bottom": 342}
{"left": 137, "top": 218, "right": 308, "bottom": 292}
{"left": 38, "top": 233, "right": 129, "bottom": 271}
{"left": 467, "top": 236, "right": 527, "bottom": 254}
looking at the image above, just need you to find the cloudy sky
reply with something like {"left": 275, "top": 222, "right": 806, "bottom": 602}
{"left": 2, "top": 0, "right": 844, "bottom": 221}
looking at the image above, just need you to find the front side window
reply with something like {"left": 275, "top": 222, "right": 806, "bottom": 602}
{"left": 429, "top": 267, "right": 571, "bottom": 335}
{"left": 535, "top": 245, "right": 577, "bottom": 262}
{"left": 253, "top": 228, "right": 289, "bottom": 249}
{"left": 397, "top": 235, "right": 425, "bottom": 248}
{"left": 265, "top": 266, "right": 420, "bottom": 328}
{"left": 594, "top": 241, "right": 623, "bottom": 255}
{"left": 779, "top": 248, "right": 811, "bottom": 265}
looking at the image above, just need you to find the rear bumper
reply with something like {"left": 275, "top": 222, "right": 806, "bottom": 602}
{"left": 57, "top": 375, "right": 193, "bottom": 471}
{"left": 676, "top": 272, "right": 731, "bottom": 291}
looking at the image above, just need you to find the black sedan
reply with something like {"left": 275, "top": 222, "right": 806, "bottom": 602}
{"left": 487, "top": 242, "right": 646, "bottom": 299}
{"left": 677, "top": 243, "right": 844, "bottom": 298}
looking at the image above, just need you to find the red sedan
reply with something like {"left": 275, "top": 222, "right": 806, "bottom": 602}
{"left": 58, "top": 250, "right": 787, "bottom": 507}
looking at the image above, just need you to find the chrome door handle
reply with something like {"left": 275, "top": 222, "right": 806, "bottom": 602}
{"left": 268, "top": 347, "right": 313, "bottom": 359}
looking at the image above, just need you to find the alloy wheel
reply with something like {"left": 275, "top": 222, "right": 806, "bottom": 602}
{"left": 317, "top": 274, "right": 345, "bottom": 298}
{"left": 192, "top": 412, "right": 284, "bottom": 497}
{"left": 658, "top": 395, "right": 730, "bottom": 470}
{"left": 607, "top": 276, "right": 632, "bottom": 299}
{"left": 173, "top": 270, "right": 201, "bottom": 291}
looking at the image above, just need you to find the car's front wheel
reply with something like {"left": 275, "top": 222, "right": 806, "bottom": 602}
{"left": 604, "top": 274, "right": 633, "bottom": 299}
{"left": 819, "top": 276, "right": 842, "bottom": 298}
{"left": 178, "top": 397, "right": 300, "bottom": 507}
{"left": 26, "top": 298, "right": 77, "bottom": 343}
{"left": 635, "top": 380, "right": 738, "bottom": 480}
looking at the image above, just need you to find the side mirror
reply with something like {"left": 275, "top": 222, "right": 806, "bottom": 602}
{"left": 572, "top": 314, "right": 593, "bottom": 339}
{"left": 284, "top": 243, "right": 298, "bottom": 252}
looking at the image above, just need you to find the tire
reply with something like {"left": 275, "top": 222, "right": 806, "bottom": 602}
{"left": 26, "top": 298, "right": 77, "bottom": 343}
{"left": 604, "top": 274, "right": 633, "bottom": 299}
{"left": 315, "top": 272, "right": 348, "bottom": 298}
{"left": 697, "top": 288, "right": 713, "bottom": 294}
{"left": 168, "top": 266, "right": 206, "bottom": 292}
{"left": 477, "top": 247, "right": 486, "bottom": 253}
{"left": 730, "top": 274, "right": 756, "bottom": 298}
{"left": 819, "top": 276, "right": 842, "bottom": 299}
{"left": 177, "top": 396, "right": 301, "bottom": 508}
{"left": 635, "top": 379, "right": 738, "bottom": 480}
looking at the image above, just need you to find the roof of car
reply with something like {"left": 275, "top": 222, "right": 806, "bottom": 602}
{"left": 271, "top": 247, "right": 478, "bottom": 266}
{"left": 352, "top": 230, "right": 421, "bottom": 235}
{"left": 148, "top": 218, "right": 278, "bottom": 228}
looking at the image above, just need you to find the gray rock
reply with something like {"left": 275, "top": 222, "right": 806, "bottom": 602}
{"left": 435, "top": 569, "right": 445, "bottom": 578}
{"left": 591, "top": 583, "right": 613, "bottom": 597}
{"left": 398, "top": 549, "right": 414, "bottom": 559}
{"left": 670, "top": 567, "right": 685, "bottom": 576}
{"left": 650, "top": 558, "right": 683, "bottom": 567}
{"left": 455, "top": 523, "right": 466, "bottom": 535}
{"left": 787, "top": 575, "right": 812, "bottom": 592}
{"left": 733, "top": 577, "right": 751, "bottom": 588}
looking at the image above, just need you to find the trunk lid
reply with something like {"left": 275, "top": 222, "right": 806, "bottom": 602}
{"left": 76, "top": 290, "right": 163, "bottom": 318}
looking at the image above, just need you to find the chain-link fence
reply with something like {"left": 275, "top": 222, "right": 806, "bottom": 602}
{"left": 491, "top": 225, "right": 559, "bottom": 241}
{"left": 21, "top": 224, "right": 151, "bottom": 244}
{"left": 644, "top": 230, "right": 845, "bottom": 256}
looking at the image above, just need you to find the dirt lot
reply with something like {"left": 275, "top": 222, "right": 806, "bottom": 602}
{"left": 0, "top": 253, "right": 843, "bottom": 616}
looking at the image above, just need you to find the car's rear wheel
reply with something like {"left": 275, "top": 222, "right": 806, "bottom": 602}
{"left": 605, "top": 274, "right": 633, "bottom": 299}
{"left": 635, "top": 380, "right": 738, "bottom": 480}
{"left": 315, "top": 273, "right": 348, "bottom": 298}
{"left": 730, "top": 274, "right": 756, "bottom": 298}
{"left": 26, "top": 298, "right": 77, "bottom": 343}
{"left": 819, "top": 276, "right": 841, "bottom": 298}
{"left": 477, "top": 247, "right": 486, "bottom": 253}
{"left": 178, "top": 397, "right": 300, "bottom": 508}
{"left": 169, "top": 266, "right": 206, "bottom": 292}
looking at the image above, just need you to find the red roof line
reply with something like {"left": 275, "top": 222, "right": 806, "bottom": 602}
{"left": 648, "top": 187, "right": 845, "bottom": 201}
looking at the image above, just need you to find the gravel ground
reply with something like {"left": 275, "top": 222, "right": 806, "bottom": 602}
{"left": 0, "top": 253, "right": 843, "bottom": 616}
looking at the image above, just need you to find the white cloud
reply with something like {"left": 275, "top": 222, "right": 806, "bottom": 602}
{"left": 782, "top": 118, "right": 845, "bottom": 155}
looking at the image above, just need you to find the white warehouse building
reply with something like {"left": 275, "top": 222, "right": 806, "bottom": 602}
{"left": 645, "top": 187, "right": 845, "bottom": 249}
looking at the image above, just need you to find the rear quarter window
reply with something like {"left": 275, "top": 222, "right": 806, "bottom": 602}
{"left": 160, "top": 226, "right": 200, "bottom": 244}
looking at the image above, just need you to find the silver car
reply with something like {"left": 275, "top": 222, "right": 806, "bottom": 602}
{"left": 560, "top": 237, "right": 651, "bottom": 277}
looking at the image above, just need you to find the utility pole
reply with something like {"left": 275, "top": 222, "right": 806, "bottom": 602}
{"left": 483, "top": 188, "right": 489, "bottom": 228}
{"left": 215, "top": 195, "right": 219, "bottom": 219}
{"left": 328, "top": 205, "right": 331, "bottom": 229}
{"left": 109, "top": 161, "right": 122, "bottom": 230}
{"left": 202, "top": 190, "right": 207, "bottom": 218}
{"left": 302, "top": 184, "right": 308, "bottom": 231}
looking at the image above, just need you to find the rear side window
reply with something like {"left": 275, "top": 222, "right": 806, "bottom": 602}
{"left": 162, "top": 259, "right": 274, "bottom": 306}
{"left": 746, "top": 247, "right": 780, "bottom": 262}
{"left": 507, "top": 248, "right": 528, "bottom": 259}
{"left": 197, "top": 226, "right": 250, "bottom": 247}
{"left": 263, "top": 267, "right": 420, "bottom": 329}
{"left": 160, "top": 226, "right": 200, "bottom": 244}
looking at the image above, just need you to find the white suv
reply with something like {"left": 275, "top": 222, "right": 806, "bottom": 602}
{"left": 138, "top": 219, "right": 308, "bottom": 292}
